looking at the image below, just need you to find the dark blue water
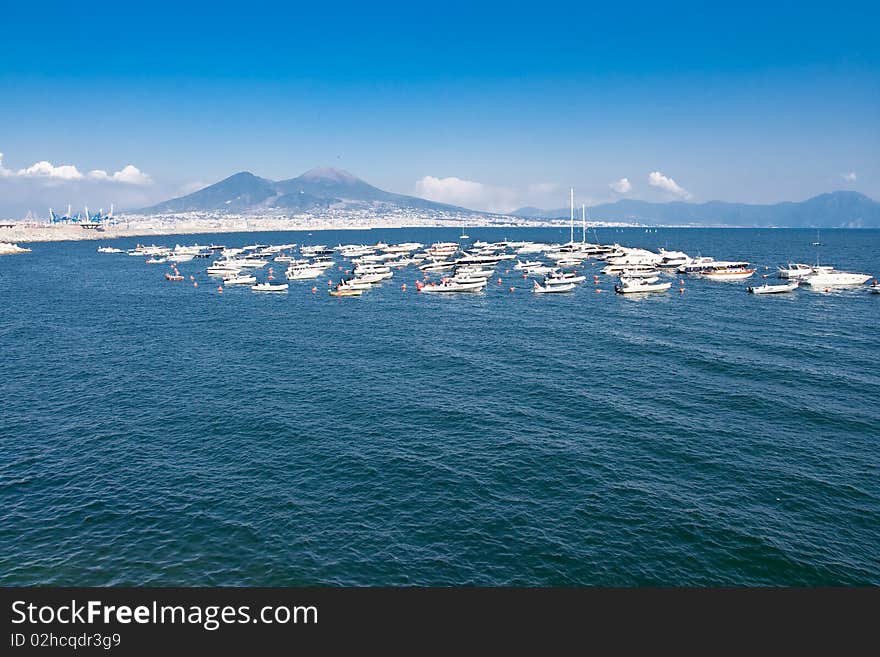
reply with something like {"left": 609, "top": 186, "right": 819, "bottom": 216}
{"left": 2, "top": 227, "right": 878, "bottom": 585}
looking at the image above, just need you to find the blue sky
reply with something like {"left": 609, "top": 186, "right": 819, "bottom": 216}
{"left": 1, "top": 0, "right": 878, "bottom": 215}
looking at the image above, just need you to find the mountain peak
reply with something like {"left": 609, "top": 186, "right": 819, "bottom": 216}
{"left": 298, "top": 167, "right": 360, "bottom": 183}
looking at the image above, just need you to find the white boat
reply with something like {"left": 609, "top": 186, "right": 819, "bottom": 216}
{"left": 700, "top": 265, "right": 755, "bottom": 281}
{"left": 223, "top": 274, "right": 257, "bottom": 285}
{"left": 353, "top": 272, "right": 392, "bottom": 283}
{"left": 336, "top": 278, "right": 373, "bottom": 291}
{"left": 252, "top": 282, "right": 289, "bottom": 292}
{"left": 544, "top": 272, "right": 586, "bottom": 285}
{"left": 747, "top": 281, "right": 799, "bottom": 294}
{"left": 615, "top": 279, "right": 672, "bottom": 294}
{"left": 145, "top": 257, "right": 167, "bottom": 264}
{"left": 800, "top": 270, "right": 872, "bottom": 288}
{"left": 777, "top": 263, "right": 814, "bottom": 279}
{"left": 96, "top": 246, "right": 125, "bottom": 254}
{"left": 419, "top": 280, "right": 486, "bottom": 293}
{"left": 534, "top": 281, "right": 576, "bottom": 293}
{"left": 870, "top": 281, "right": 880, "bottom": 294}
{"left": 206, "top": 265, "right": 242, "bottom": 276}
{"left": 286, "top": 266, "right": 324, "bottom": 280}
{"left": 419, "top": 261, "right": 456, "bottom": 272}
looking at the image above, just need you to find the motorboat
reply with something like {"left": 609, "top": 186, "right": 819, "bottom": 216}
{"left": 96, "top": 246, "right": 125, "bottom": 254}
{"left": 748, "top": 281, "right": 799, "bottom": 294}
{"left": 700, "top": 264, "right": 755, "bottom": 281}
{"left": 419, "top": 280, "right": 486, "bottom": 293}
{"left": 800, "top": 270, "right": 872, "bottom": 288}
{"left": 164, "top": 272, "right": 184, "bottom": 282}
{"left": 336, "top": 278, "right": 373, "bottom": 291}
{"left": 206, "top": 264, "right": 242, "bottom": 276}
{"left": 223, "top": 274, "right": 257, "bottom": 285}
{"left": 534, "top": 281, "right": 576, "bottom": 293}
{"left": 614, "top": 278, "right": 672, "bottom": 294}
{"left": 777, "top": 263, "right": 814, "bottom": 279}
{"left": 419, "top": 261, "right": 456, "bottom": 272}
{"left": 544, "top": 272, "right": 586, "bottom": 285}
{"left": 252, "top": 282, "right": 289, "bottom": 292}
{"left": 145, "top": 257, "right": 167, "bottom": 264}
{"left": 286, "top": 266, "right": 324, "bottom": 280}
{"left": 353, "top": 272, "right": 392, "bottom": 283}
{"left": 870, "top": 280, "right": 880, "bottom": 294}
{"left": 329, "top": 288, "right": 364, "bottom": 297}
{"left": 657, "top": 249, "right": 691, "bottom": 268}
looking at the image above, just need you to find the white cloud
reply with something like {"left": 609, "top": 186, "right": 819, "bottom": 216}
{"left": 609, "top": 177, "right": 632, "bottom": 194}
{"left": 17, "top": 160, "right": 84, "bottom": 180}
{"left": 841, "top": 171, "right": 857, "bottom": 182}
{"left": 415, "top": 175, "right": 518, "bottom": 213}
{"left": 648, "top": 171, "right": 691, "bottom": 199}
{"left": 88, "top": 164, "right": 151, "bottom": 184}
{"left": 0, "top": 152, "right": 150, "bottom": 185}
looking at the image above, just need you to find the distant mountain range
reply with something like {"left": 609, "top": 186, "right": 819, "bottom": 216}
{"left": 142, "top": 167, "right": 468, "bottom": 215}
{"left": 512, "top": 191, "right": 880, "bottom": 228}
{"left": 142, "top": 168, "right": 880, "bottom": 228}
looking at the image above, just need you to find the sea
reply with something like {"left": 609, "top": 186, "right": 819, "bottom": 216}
{"left": 1, "top": 227, "right": 878, "bottom": 586}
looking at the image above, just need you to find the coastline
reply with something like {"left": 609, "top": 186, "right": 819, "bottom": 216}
{"left": 0, "top": 217, "right": 602, "bottom": 244}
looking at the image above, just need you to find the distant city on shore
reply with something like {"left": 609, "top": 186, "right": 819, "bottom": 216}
{"left": 3, "top": 167, "right": 880, "bottom": 245}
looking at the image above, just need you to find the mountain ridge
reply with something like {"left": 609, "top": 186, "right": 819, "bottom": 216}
{"left": 513, "top": 191, "right": 880, "bottom": 227}
{"left": 141, "top": 168, "right": 468, "bottom": 214}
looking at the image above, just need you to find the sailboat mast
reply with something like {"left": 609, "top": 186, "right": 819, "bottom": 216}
{"left": 569, "top": 188, "right": 574, "bottom": 244}
{"left": 582, "top": 203, "right": 586, "bottom": 243}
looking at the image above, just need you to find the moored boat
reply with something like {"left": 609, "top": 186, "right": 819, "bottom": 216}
{"left": 747, "top": 281, "right": 799, "bottom": 294}
{"left": 251, "top": 282, "right": 289, "bottom": 292}
{"left": 534, "top": 281, "right": 576, "bottom": 293}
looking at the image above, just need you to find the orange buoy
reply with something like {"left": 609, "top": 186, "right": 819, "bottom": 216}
{"left": 401, "top": 283, "right": 407, "bottom": 290}
{"left": 193, "top": 281, "right": 198, "bottom": 288}
{"left": 679, "top": 278, "right": 684, "bottom": 285}
{"left": 497, "top": 278, "right": 502, "bottom": 284}
{"left": 595, "top": 288, "right": 602, "bottom": 293}
{"left": 311, "top": 286, "right": 317, "bottom": 293}
{"left": 679, "top": 287, "right": 685, "bottom": 293}
{"left": 217, "top": 286, "right": 223, "bottom": 294}
{"left": 509, "top": 287, "right": 515, "bottom": 292}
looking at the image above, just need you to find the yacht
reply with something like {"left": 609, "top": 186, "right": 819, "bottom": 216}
{"left": 777, "top": 263, "right": 814, "bottom": 279}
{"left": 657, "top": 249, "right": 691, "bottom": 268}
{"left": 800, "top": 270, "right": 872, "bottom": 288}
